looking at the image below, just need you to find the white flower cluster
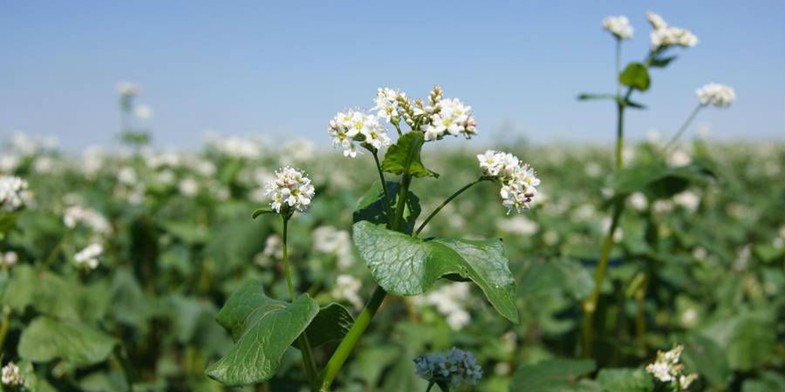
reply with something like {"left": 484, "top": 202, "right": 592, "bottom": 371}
{"left": 0, "top": 251, "right": 19, "bottom": 268}
{"left": 264, "top": 167, "right": 315, "bottom": 213}
{"left": 645, "top": 345, "right": 698, "bottom": 390}
{"left": 0, "top": 176, "right": 30, "bottom": 213}
{"left": 1, "top": 361, "right": 23, "bottom": 387}
{"left": 647, "top": 11, "right": 698, "bottom": 50}
{"left": 328, "top": 110, "right": 391, "bottom": 158}
{"left": 116, "top": 81, "right": 141, "bottom": 97}
{"left": 63, "top": 205, "right": 112, "bottom": 235}
{"left": 331, "top": 274, "right": 363, "bottom": 310}
{"left": 328, "top": 86, "right": 477, "bottom": 156}
{"left": 74, "top": 243, "right": 103, "bottom": 270}
{"left": 696, "top": 83, "right": 735, "bottom": 108}
{"left": 413, "top": 282, "right": 471, "bottom": 330}
{"left": 414, "top": 347, "right": 482, "bottom": 387}
{"left": 477, "top": 150, "right": 540, "bottom": 214}
{"left": 313, "top": 226, "right": 354, "bottom": 269}
{"left": 602, "top": 16, "right": 634, "bottom": 40}
{"left": 422, "top": 96, "right": 477, "bottom": 142}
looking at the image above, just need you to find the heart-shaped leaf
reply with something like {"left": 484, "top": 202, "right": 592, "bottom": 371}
{"left": 382, "top": 132, "right": 438, "bottom": 178}
{"left": 353, "top": 221, "right": 518, "bottom": 323}
{"left": 619, "top": 62, "right": 651, "bottom": 92}
{"left": 206, "top": 280, "right": 319, "bottom": 386}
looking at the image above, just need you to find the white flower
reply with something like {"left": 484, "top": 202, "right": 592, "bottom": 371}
{"left": 74, "top": 243, "right": 103, "bottom": 270}
{"left": 496, "top": 216, "right": 539, "bottom": 236}
{"left": 264, "top": 167, "right": 315, "bottom": 213}
{"left": 414, "top": 347, "right": 482, "bottom": 387}
{"left": 628, "top": 192, "right": 648, "bottom": 211}
{"left": 313, "top": 226, "right": 354, "bottom": 269}
{"left": 0, "top": 251, "right": 18, "bottom": 268}
{"left": 422, "top": 97, "right": 477, "bottom": 141}
{"left": 602, "top": 16, "right": 634, "bottom": 40}
{"left": 674, "top": 191, "right": 700, "bottom": 212}
{"left": 116, "top": 81, "right": 141, "bottom": 97}
{"left": 414, "top": 282, "right": 471, "bottom": 330}
{"left": 135, "top": 104, "right": 153, "bottom": 120}
{"left": 647, "top": 11, "right": 698, "bottom": 50}
{"left": 328, "top": 110, "right": 391, "bottom": 157}
{"left": 178, "top": 178, "right": 199, "bottom": 197}
{"left": 696, "top": 83, "right": 735, "bottom": 108}
{"left": 63, "top": 205, "right": 112, "bottom": 235}
{"left": 646, "top": 345, "right": 689, "bottom": 384}
{"left": 478, "top": 150, "right": 540, "bottom": 214}
{"left": 1, "top": 361, "right": 24, "bottom": 386}
{"left": 373, "top": 87, "right": 404, "bottom": 122}
{"left": 679, "top": 373, "right": 698, "bottom": 389}
{"left": 0, "top": 176, "right": 30, "bottom": 213}
{"left": 331, "top": 274, "right": 363, "bottom": 310}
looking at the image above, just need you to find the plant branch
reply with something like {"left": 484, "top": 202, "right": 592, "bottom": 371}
{"left": 415, "top": 177, "right": 487, "bottom": 236}
{"left": 662, "top": 104, "right": 703, "bottom": 152}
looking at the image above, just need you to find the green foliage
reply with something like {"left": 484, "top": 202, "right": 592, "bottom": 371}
{"left": 619, "top": 63, "right": 651, "bottom": 92}
{"left": 511, "top": 359, "right": 597, "bottom": 391}
{"left": 353, "top": 221, "right": 519, "bottom": 323}
{"left": 595, "top": 368, "right": 653, "bottom": 392}
{"left": 302, "top": 303, "right": 354, "bottom": 348}
{"left": 206, "top": 280, "right": 320, "bottom": 386}
{"left": 18, "top": 317, "right": 117, "bottom": 366}
{"left": 382, "top": 132, "right": 439, "bottom": 178}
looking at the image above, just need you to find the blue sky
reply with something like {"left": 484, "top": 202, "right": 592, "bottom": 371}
{"left": 1, "top": 1, "right": 783, "bottom": 151}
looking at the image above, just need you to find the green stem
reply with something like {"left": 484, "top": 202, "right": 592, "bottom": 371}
{"left": 42, "top": 232, "right": 68, "bottom": 269}
{"left": 415, "top": 177, "right": 486, "bottom": 236}
{"left": 320, "top": 286, "right": 387, "bottom": 391}
{"left": 426, "top": 382, "right": 435, "bottom": 392}
{"left": 634, "top": 274, "right": 649, "bottom": 354}
{"left": 662, "top": 104, "right": 704, "bottom": 152}
{"left": 582, "top": 200, "right": 624, "bottom": 357}
{"left": 392, "top": 173, "right": 412, "bottom": 231}
{"left": 615, "top": 39, "right": 622, "bottom": 97}
{"left": 320, "top": 172, "right": 412, "bottom": 390}
{"left": 282, "top": 216, "right": 294, "bottom": 300}
{"left": 372, "top": 150, "right": 392, "bottom": 216}
{"left": 281, "top": 215, "right": 319, "bottom": 388}
{"left": 0, "top": 312, "right": 9, "bottom": 351}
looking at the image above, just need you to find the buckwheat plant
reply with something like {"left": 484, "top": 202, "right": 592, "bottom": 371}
{"left": 206, "top": 86, "right": 539, "bottom": 391}
{"left": 578, "top": 11, "right": 733, "bottom": 356}
{"left": 645, "top": 345, "right": 699, "bottom": 391}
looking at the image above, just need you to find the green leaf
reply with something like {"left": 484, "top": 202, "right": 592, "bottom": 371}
{"left": 577, "top": 93, "right": 615, "bottom": 101}
{"left": 18, "top": 316, "right": 117, "bottom": 366}
{"left": 353, "top": 181, "right": 421, "bottom": 234}
{"left": 624, "top": 99, "right": 647, "bottom": 109}
{"left": 206, "top": 280, "right": 320, "bottom": 386}
{"left": 252, "top": 207, "right": 275, "bottom": 219}
{"left": 682, "top": 333, "right": 730, "bottom": 387}
{"left": 300, "top": 303, "right": 354, "bottom": 348}
{"left": 353, "top": 221, "right": 519, "bottom": 323}
{"left": 511, "top": 359, "right": 597, "bottom": 392}
{"left": 381, "top": 132, "right": 438, "bottom": 178}
{"left": 648, "top": 55, "right": 677, "bottom": 68}
{"left": 619, "top": 63, "right": 651, "bottom": 91}
{"left": 596, "top": 368, "right": 653, "bottom": 392}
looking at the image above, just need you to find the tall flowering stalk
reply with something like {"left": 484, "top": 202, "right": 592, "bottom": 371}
{"left": 577, "top": 11, "right": 719, "bottom": 357}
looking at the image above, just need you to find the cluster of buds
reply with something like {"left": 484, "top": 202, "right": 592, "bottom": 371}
{"left": 264, "top": 167, "right": 315, "bottom": 214}
{"left": 647, "top": 11, "right": 698, "bottom": 51}
{"left": 645, "top": 345, "right": 698, "bottom": 390}
{"left": 1, "top": 361, "right": 24, "bottom": 387}
{"left": 0, "top": 176, "right": 30, "bottom": 213}
{"left": 414, "top": 347, "right": 482, "bottom": 388}
{"left": 328, "top": 110, "right": 391, "bottom": 158}
{"left": 63, "top": 205, "right": 112, "bottom": 235}
{"left": 602, "top": 15, "right": 634, "bottom": 40}
{"left": 696, "top": 83, "right": 736, "bottom": 108}
{"left": 477, "top": 150, "right": 540, "bottom": 214}
{"left": 0, "top": 251, "right": 18, "bottom": 269}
